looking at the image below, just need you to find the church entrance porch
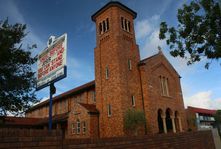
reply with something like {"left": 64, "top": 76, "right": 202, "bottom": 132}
{"left": 157, "top": 108, "right": 183, "bottom": 134}
{"left": 158, "top": 109, "right": 164, "bottom": 133}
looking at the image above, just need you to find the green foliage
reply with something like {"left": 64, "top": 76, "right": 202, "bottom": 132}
{"left": 0, "top": 19, "right": 38, "bottom": 116}
{"left": 159, "top": 0, "right": 221, "bottom": 69}
{"left": 187, "top": 116, "right": 196, "bottom": 127}
{"left": 124, "top": 108, "right": 146, "bottom": 130}
{"left": 214, "top": 110, "right": 221, "bottom": 123}
{"left": 214, "top": 110, "right": 221, "bottom": 137}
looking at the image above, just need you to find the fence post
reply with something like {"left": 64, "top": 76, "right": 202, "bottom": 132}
{"left": 212, "top": 128, "right": 221, "bottom": 149}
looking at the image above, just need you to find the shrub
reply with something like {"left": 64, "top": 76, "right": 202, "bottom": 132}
{"left": 124, "top": 108, "right": 146, "bottom": 135}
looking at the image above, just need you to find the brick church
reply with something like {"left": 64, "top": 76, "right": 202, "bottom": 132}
{"left": 26, "top": 1, "right": 187, "bottom": 138}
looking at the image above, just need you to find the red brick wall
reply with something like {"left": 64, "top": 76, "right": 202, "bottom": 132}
{"left": 67, "top": 102, "right": 98, "bottom": 139}
{"left": 64, "top": 131, "right": 215, "bottom": 148}
{"left": 26, "top": 88, "right": 96, "bottom": 118}
{"left": 63, "top": 131, "right": 215, "bottom": 149}
{"left": 90, "top": 114, "right": 99, "bottom": 138}
{"left": 0, "top": 129, "right": 62, "bottom": 149}
{"left": 67, "top": 102, "right": 90, "bottom": 139}
{"left": 94, "top": 5, "right": 144, "bottom": 138}
{"left": 0, "top": 129, "right": 215, "bottom": 149}
{"left": 140, "top": 53, "right": 188, "bottom": 133}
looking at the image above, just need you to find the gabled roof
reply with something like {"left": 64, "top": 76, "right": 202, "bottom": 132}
{"left": 27, "top": 80, "right": 95, "bottom": 113}
{"left": 187, "top": 106, "right": 217, "bottom": 115}
{"left": 0, "top": 116, "right": 42, "bottom": 126}
{"left": 139, "top": 51, "right": 181, "bottom": 77}
{"left": 139, "top": 53, "right": 159, "bottom": 64}
{"left": 0, "top": 113, "right": 69, "bottom": 127}
{"left": 37, "top": 112, "right": 69, "bottom": 125}
{"left": 91, "top": 1, "right": 137, "bottom": 22}
{"left": 79, "top": 103, "right": 99, "bottom": 114}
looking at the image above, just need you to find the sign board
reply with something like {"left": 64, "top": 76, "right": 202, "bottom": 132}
{"left": 36, "top": 33, "right": 67, "bottom": 90}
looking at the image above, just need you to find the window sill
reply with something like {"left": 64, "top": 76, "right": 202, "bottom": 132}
{"left": 122, "top": 29, "right": 133, "bottom": 35}
{"left": 99, "top": 30, "right": 110, "bottom": 36}
{"left": 161, "top": 95, "right": 172, "bottom": 99}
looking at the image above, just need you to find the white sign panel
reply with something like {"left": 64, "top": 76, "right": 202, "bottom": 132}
{"left": 37, "top": 33, "right": 67, "bottom": 90}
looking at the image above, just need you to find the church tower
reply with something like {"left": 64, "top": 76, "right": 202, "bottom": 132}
{"left": 92, "top": 1, "right": 143, "bottom": 137}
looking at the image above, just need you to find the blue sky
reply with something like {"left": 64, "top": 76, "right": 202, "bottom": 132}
{"left": 0, "top": 0, "right": 221, "bottom": 109}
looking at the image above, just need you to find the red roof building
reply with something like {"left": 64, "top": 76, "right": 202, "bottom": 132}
{"left": 186, "top": 106, "right": 217, "bottom": 131}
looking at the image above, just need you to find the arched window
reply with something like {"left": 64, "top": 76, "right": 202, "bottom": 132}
{"left": 166, "top": 108, "right": 173, "bottom": 131}
{"left": 77, "top": 119, "right": 80, "bottom": 134}
{"left": 106, "top": 18, "right": 109, "bottom": 30}
{"left": 82, "top": 121, "right": 86, "bottom": 134}
{"left": 175, "top": 111, "right": 180, "bottom": 132}
{"left": 128, "top": 59, "right": 132, "bottom": 70}
{"left": 159, "top": 76, "right": 169, "bottom": 96}
{"left": 105, "top": 66, "right": 109, "bottom": 79}
{"left": 99, "top": 18, "right": 110, "bottom": 35}
{"left": 124, "top": 19, "right": 127, "bottom": 31}
{"left": 121, "top": 17, "right": 131, "bottom": 32}
{"left": 92, "top": 91, "right": 96, "bottom": 102}
{"left": 121, "top": 17, "right": 124, "bottom": 29}
{"left": 128, "top": 21, "right": 131, "bottom": 32}
{"left": 108, "top": 104, "right": 112, "bottom": 117}
{"left": 72, "top": 123, "right": 76, "bottom": 134}
{"left": 103, "top": 20, "right": 106, "bottom": 32}
{"left": 99, "top": 23, "right": 102, "bottom": 34}
{"left": 157, "top": 109, "right": 164, "bottom": 133}
{"left": 131, "top": 95, "right": 135, "bottom": 106}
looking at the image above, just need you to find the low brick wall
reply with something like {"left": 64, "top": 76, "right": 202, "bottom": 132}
{"left": 0, "top": 128, "right": 62, "bottom": 149}
{"left": 0, "top": 129, "right": 215, "bottom": 149}
{"left": 64, "top": 131, "right": 215, "bottom": 149}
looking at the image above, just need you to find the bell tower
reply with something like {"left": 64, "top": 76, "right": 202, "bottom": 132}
{"left": 92, "top": 1, "right": 143, "bottom": 137}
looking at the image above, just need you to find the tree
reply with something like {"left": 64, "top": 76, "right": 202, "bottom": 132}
{"left": 0, "top": 19, "right": 38, "bottom": 116}
{"left": 159, "top": 0, "right": 221, "bottom": 69}
{"left": 187, "top": 114, "right": 196, "bottom": 131}
{"left": 124, "top": 108, "right": 146, "bottom": 136}
{"left": 214, "top": 110, "right": 221, "bottom": 137}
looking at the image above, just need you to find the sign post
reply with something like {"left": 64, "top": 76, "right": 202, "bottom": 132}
{"left": 36, "top": 33, "right": 67, "bottom": 131}
{"left": 49, "top": 83, "right": 56, "bottom": 130}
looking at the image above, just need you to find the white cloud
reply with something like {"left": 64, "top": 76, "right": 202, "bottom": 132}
{"left": 184, "top": 90, "right": 221, "bottom": 110}
{"left": 165, "top": 54, "right": 195, "bottom": 75}
{"left": 151, "top": 15, "right": 160, "bottom": 22}
{"left": 135, "top": 15, "right": 166, "bottom": 59}
{"left": 142, "top": 29, "right": 165, "bottom": 57}
{"left": 135, "top": 15, "right": 160, "bottom": 40}
{"left": 135, "top": 20, "right": 152, "bottom": 40}
{"left": 134, "top": 14, "right": 198, "bottom": 75}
